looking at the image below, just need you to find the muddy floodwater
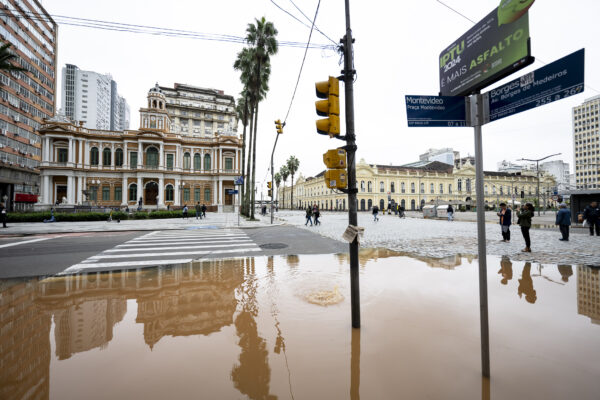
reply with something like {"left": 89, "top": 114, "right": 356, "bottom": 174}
{"left": 1, "top": 250, "right": 599, "bottom": 399}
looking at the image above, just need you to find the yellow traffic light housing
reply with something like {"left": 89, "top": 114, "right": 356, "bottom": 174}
{"left": 324, "top": 169, "right": 347, "bottom": 189}
{"left": 268, "top": 189, "right": 273, "bottom": 197}
{"left": 315, "top": 76, "right": 340, "bottom": 137}
{"left": 323, "top": 149, "right": 347, "bottom": 169}
{"left": 274, "top": 119, "right": 283, "bottom": 134}
{"left": 267, "top": 181, "right": 272, "bottom": 189}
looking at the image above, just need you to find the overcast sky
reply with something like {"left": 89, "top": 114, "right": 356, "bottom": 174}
{"left": 43, "top": 0, "right": 600, "bottom": 191}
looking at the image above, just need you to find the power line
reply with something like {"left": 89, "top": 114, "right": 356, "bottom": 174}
{"left": 269, "top": 0, "right": 336, "bottom": 46}
{"left": 286, "top": 0, "right": 337, "bottom": 45}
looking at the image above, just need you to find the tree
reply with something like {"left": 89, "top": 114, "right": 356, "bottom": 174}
{"left": 279, "top": 165, "right": 289, "bottom": 209}
{"left": 0, "top": 43, "right": 26, "bottom": 73}
{"left": 236, "top": 93, "right": 251, "bottom": 215}
{"left": 286, "top": 156, "right": 300, "bottom": 209}
{"left": 274, "top": 172, "right": 281, "bottom": 207}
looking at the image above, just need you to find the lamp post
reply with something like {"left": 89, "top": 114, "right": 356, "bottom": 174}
{"left": 518, "top": 153, "right": 561, "bottom": 216}
{"left": 179, "top": 182, "right": 186, "bottom": 207}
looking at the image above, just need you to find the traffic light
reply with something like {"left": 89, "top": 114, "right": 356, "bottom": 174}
{"left": 274, "top": 119, "right": 283, "bottom": 134}
{"left": 323, "top": 149, "right": 347, "bottom": 189}
{"left": 268, "top": 189, "right": 273, "bottom": 197}
{"left": 315, "top": 76, "right": 340, "bottom": 137}
{"left": 267, "top": 181, "right": 272, "bottom": 189}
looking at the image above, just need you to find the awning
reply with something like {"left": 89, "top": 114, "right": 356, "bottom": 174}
{"left": 14, "top": 193, "right": 39, "bottom": 202}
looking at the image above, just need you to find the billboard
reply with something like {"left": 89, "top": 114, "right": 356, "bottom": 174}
{"left": 439, "top": 0, "right": 535, "bottom": 96}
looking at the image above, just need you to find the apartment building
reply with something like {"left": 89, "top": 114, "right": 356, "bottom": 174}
{"left": 573, "top": 95, "right": 600, "bottom": 189}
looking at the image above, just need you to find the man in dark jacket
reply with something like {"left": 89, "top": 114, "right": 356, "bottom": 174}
{"left": 0, "top": 202, "right": 7, "bottom": 228}
{"left": 555, "top": 203, "right": 571, "bottom": 241}
{"left": 497, "top": 203, "right": 512, "bottom": 242}
{"left": 583, "top": 201, "right": 600, "bottom": 236}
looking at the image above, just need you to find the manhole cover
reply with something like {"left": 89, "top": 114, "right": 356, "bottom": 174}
{"left": 259, "top": 243, "right": 288, "bottom": 249}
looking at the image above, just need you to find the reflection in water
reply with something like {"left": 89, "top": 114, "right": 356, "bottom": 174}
{"left": 286, "top": 255, "right": 300, "bottom": 268}
{"left": 518, "top": 263, "right": 537, "bottom": 304}
{"left": 558, "top": 265, "right": 573, "bottom": 282}
{"left": 577, "top": 266, "right": 600, "bottom": 325}
{"left": 498, "top": 256, "right": 513, "bottom": 285}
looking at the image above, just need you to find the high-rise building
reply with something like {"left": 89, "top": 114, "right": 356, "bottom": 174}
{"left": 540, "top": 160, "right": 571, "bottom": 191}
{"left": 419, "top": 148, "right": 459, "bottom": 166}
{"left": 572, "top": 95, "right": 600, "bottom": 189}
{"left": 160, "top": 83, "right": 237, "bottom": 137}
{"left": 118, "top": 95, "right": 130, "bottom": 131}
{"left": 0, "top": 0, "right": 57, "bottom": 211}
{"left": 61, "top": 64, "right": 130, "bottom": 131}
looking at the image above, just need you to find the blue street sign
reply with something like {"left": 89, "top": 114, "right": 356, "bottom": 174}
{"left": 226, "top": 189, "right": 239, "bottom": 195}
{"left": 234, "top": 176, "right": 244, "bottom": 185}
{"left": 488, "top": 49, "right": 585, "bottom": 122}
{"left": 405, "top": 95, "right": 467, "bottom": 127}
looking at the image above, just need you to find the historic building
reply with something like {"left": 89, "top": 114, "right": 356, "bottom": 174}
{"left": 278, "top": 158, "right": 556, "bottom": 211}
{"left": 38, "top": 84, "right": 242, "bottom": 210}
{"left": 0, "top": 0, "right": 58, "bottom": 210}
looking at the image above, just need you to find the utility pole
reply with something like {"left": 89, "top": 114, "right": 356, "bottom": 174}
{"left": 518, "top": 153, "right": 561, "bottom": 216}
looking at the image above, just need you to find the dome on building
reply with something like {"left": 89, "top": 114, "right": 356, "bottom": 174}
{"left": 149, "top": 82, "right": 163, "bottom": 95}
{"left": 147, "top": 83, "right": 166, "bottom": 110}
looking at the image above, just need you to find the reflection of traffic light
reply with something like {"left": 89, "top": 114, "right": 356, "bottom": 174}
{"left": 323, "top": 149, "right": 347, "bottom": 189}
{"left": 268, "top": 189, "right": 273, "bottom": 197}
{"left": 274, "top": 119, "right": 283, "bottom": 134}
{"left": 315, "top": 76, "right": 340, "bottom": 137}
{"left": 267, "top": 181, "right": 272, "bottom": 189}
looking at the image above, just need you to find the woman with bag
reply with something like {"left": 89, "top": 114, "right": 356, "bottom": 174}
{"left": 517, "top": 203, "right": 534, "bottom": 252}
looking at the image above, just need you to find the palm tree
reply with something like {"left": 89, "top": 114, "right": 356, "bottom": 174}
{"left": 274, "top": 172, "right": 281, "bottom": 208}
{"left": 0, "top": 43, "right": 25, "bottom": 73}
{"left": 245, "top": 17, "right": 278, "bottom": 219}
{"left": 286, "top": 156, "right": 300, "bottom": 210}
{"left": 235, "top": 92, "right": 251, "bottom": 215}
{"left": 280, "top": 165, "right": 289, "bottom": 209}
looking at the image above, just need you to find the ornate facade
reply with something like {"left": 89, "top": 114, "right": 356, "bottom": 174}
{"left": 278, "top": 159, "right": 556, "bottom": 211}
{"left": 38, "top": 84, "right": 242, "bottom": 210}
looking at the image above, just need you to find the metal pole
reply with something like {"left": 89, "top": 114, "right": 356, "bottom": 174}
{"left": 344, "top": 0, "right": 360, "bottom": 329}
{"left": 470, "top": 93, "right": 490, "bottom": 378}
{"left": 536, "top": 161, "right": 541, "bottom": 216}
{"left": 270, "top": 132, "right": 280, "bottom": 224}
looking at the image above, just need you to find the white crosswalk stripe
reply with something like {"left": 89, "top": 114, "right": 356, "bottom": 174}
{"left": 63, "top": 229, "right": 261, "bottom": 274}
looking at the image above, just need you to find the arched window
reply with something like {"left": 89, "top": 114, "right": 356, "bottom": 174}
{"left": 115, "top": 148, "right": 123, "bottom": 167}
{"left": 466, "top": 179, "right": 472, "bottom": 192}
{"left": 492, "top": 185, "right": 496, "bottom": 195}
{"left": 449, "top": 184, "right": 452, "bottom": 194}
{"left": 165, "top": 184, "right": 174, "bottom": 201}
{"left": 430, "top": 183, "right": 434, "bottom": 194}
{"left": 484, "top": 185, "right": 488, "bottom": 195}
{"left": 90, "top": 147, "right": 99, "bottom": 165}
{"left": 128, "top": 184, "right": 137, "bottom": 201}
{"left": 367, "top": 199, "right": 373, "bottom": 209}
{"left": 204, "top": 187, "right": 211, "bottom": 201}
{"left": 147, "top": 147, "right": 159, "bottom": 167}
{"left": 420, "top": 183, "right": 425, "bottom": 194}
{"left": 457, "top": 178, "right": 462, "bottom": 192}
{"left": 439, "top": 183, "right": 443, "bottom": 194}
{"left": 204, "top": 153, "right": 211, "bottom": 170}
{"left": 183, "top": 152, "right": 191, "bottom": 170}
{"left": 194, "top": 153, "right": 201, "bottom": 170}
{"left": 367, "top": 181, "right": 372, "bottom": 193}
{"left": 380, "top": 181, "right": 385, "bottom": 193}
{"left": 360, "top": 181, "right": 365, "bottom": 192}
{"left": 103, "top": 148, "right": 111, "bottom": 166}
{"left": 401, "top": 199, "right": 406, "bottom": 209}
{"left": 401, "top": 182, "right": 405, "bottom": 193}
{"left": 380, "top": 199, "right": 385, "bottom": 210}
{"left": 391, "top": 182, "right": 395, "bottom": 193}
{"left": 152, "top": 100, "right": 157, "bottom": 108}
{"left": 410, "top": 199, "right": 416, "bottom": 210}
{"left": 420, "top": 199, "right": 425, "bottom": 209}
{"left": 411, "top": 182, "right": 415, "bottom": 193}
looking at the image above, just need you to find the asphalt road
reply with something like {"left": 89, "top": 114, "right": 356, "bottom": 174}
{"left": 0, "top": 226, "right": 346, "bottom": 279}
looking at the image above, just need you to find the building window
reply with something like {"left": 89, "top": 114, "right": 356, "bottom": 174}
{"left": 115, "top": 148, "right": 123, "bottom": 167}
{"left": 430, "top": 183, "right": 434, "bottom": 194}
{"left": 204, "top": 153, "right": 211, "bottom": 170}
{"left": 225, "top": 157, "right": 233, "bottom": 170}
{"left": 368, "top": 181, "right": 372, "bottom": 193}
{"left": 165, "top": 185, "right": 174, "bottom": 201}
{"left": 411, "top": 182, "right": 415, "bottom": 193}
{"left": 448, "top": 184, "right": 452, "bottom": 194}
{"left": 439, "top": 184, "right": 443, "bottom": 194}
{"left": 129, "top": 184, "right": 137, "bottom": 201}
{"left": 204, "top": 188, "right": 211, "bottom": 201}
{"left": 57, "top": 148, "right": 68, "bottom": 163}
{"left": 88, "top": 186, "right": 98, "bottom": 201}
{"left": 147, "top": 147, "right": 158, "bottom": 167}
{"left": 401, "top": 182, "right": 405, "bottom": 193}
{"left": 166, "top": 154, "right": 174, "bottom": 170}
{"left": 360, "top": 181, "right": 365, "bottom": 192}
{"left": 380, "top": 181, "right": 385, "bottom": 193}
{"left": 485, "top": 185, "right": 488, "bottom": 195}
{"left": 103, "top": 148, "right": 111, "bottom": 166}
{"left": 90, "top": 147, "right": 99, "bottom": 165}
{"left": 115, "top": 187, "right": 122, "bottom": 201}
{"left": 466, "top": 179, "right": 472, "bottom": 192}
{"left": 130, "top": 152, "right": 138, "bottom": 168}
{"left": 194, "top": 153, "right": 201, "bottom": 170}
{"left": 492, "top": 185, "right": 496, "bottom": 195}
{"left": 183, "top": 188, "right": 190, "bottom": 202}
{"left": 102, "top": 186, "right": 110, "bottom": 201}
{"left": 183, "top": 153, "right": 191, "bottom": 170}
{"left": 391, "top": 182, "right": 395, "bottom": 193}
{"left": 194, "top": 188, "right": 201, "bottom": 201}
{"left": 457, "top": 179, "right": 462, "bottom": 192}
{"left": 420, "top": 183, "right": 425, "bottom": 194}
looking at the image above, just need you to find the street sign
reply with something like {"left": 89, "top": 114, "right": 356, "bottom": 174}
{"left": 226, "top": 189, "right": 239, "bottom": 195}
{"left": 234, "top": 176, "right": 244, "bottom": 185}
{"left": 439, "top": 0, "right": 534, "bottom": 96}
{"left": 487, "top": 49, "right": 585, "bottom": 122}
{"left": 405, "top": 95, "right": 467, "bottom": 127}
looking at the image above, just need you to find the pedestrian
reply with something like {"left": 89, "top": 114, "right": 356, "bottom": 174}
{"left": 372, "top": 205, "right": 379, "bottom": 221}
{"left": 497, "top": 203, "right": 511, "bottom": 242}
{"left": 582, "top": 201, "right": 600, "bottom": 236}
{"left": 555, "top": 203, "right": 571, "bottom": 241}
{"left": 0, "top": 202, "right": 7, "bottom": 228}
{"left": 447, "top": 204, "right": 454, "bottom": 222}
{"left": 314, "top": 206, "right": 321, "bottom": 225}
{"left": 201, "top": 203, "right": 207, "bottom": 218}
{"left": 305, "top": 206, "right": 313, "bottom": 226}
{"left": 195, "top": 202, "right": 202, "bottom": 220}
{"left": 183, "top": 204, "right": 188, "bottom": 219}
{"left": 517, "top": 203, "right": 534, "bottom": 252}
{"left": 398, "top": 205, "right": 405, "bottom": 219}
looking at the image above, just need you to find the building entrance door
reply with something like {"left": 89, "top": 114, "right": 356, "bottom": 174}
{"left": 145, "top": 182, "right": 158, "bottom": 205}
{"left": 224, "top": 189, "right": 233, "bottom": 205}
{"left": 56, "top": 185, "right": 67, "bottom": 204}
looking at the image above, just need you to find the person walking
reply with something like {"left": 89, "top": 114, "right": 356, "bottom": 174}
{"left": 195, "top": 202, "right": 202, "bottom": 220}
{"left": 398, "top": 205, "right": 405, "bottom": 219}
{"left": 0, "top": 202, "right": 7, "bottom": 228}
{"left": 372, "top": 205, "right": 379, "bottom": 221}
{"left": 583, "top": 201, "right": 600, "bottom": 236}
{"left": 305, "top": 206, "right": 313, "bottom": 226}
{"left": 497, "top": 203, "right": 512, "bottom": 242}
{"left": 314, "top": 206, "right": 321, "bottom": 225}
{"left": 517, "top": 203, "right": 534, "bottom": 252}
{"left": 182, "top": 204, "right": 188, "bottom": 219}
{"left": 555, "top": 203, "right": 571, "bottom": 241}
{"left": 201, "top": 203, "right": 207, "bottom": 218}
{"left": 447, "top": 204, "right": 454, "bottom": 222}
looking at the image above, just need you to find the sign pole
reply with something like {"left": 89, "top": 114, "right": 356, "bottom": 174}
{"left": 470, "top": 92, "right": 490, "bottom": 378}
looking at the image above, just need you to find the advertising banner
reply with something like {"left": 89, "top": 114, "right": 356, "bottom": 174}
{"left": 439, "top": 0, "right": 535, "bottom": 96}
{"left": 405, "top": 95, "right": 466, "bottom": 127}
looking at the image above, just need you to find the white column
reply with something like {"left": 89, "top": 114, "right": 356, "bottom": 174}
{"left": 42, "top": 174, "right": 49, "bottom": 203}
{"left": 176, "top": 145, "right": 181, "bottom": 169}
{"left": 79, "top": 139, "right": 83, "bottom": 167}
{"left": 43, "top": 137, "right": 49, "bottom": 162}
{"left": 137, "top": 176, "right": 143, "bottom": 205}
{"left": 111, "top": 144, "right": 115, "bottom": 168}
{"left": 67, "top": 175, "right": 74, "bottom": 204}
{"left": 158, "top": 176, "right": 164, "bottom": 207}
{"left": 121, "top": 176, "right": 128, "bottom": 205}
{"left": 218, "top": 179, "right": 223, "bottom": 205}
{"left": 174, "top": 178, "right": 180, "bottom": 206}
{"left": 213, "top": 180, "right": 218, "bottom": 205}
{"left": 84, "top": 141, "right": 89, "bottom": 166}
{"left": 159, "top": 143, "right": 164, "bottom": 169}
{"left": 77, "top": 176, "right": 83, "bottom": 204}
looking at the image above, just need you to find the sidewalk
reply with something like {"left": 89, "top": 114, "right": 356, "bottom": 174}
{"left": 0, "top": 212, "right": 284, "bottom": 236}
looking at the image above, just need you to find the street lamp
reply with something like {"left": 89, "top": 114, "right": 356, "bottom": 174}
{"left": 179, "top": 182, "right": 186, "bottom": 207}
{"left": 518, "top": 153, "right": 561, "bottom": 216}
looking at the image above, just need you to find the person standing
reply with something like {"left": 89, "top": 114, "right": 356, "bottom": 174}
{"left": 583, "top": 201, "right": 600, "bottom": 236}
{"left": 372, "top": 205, "right": 379, "bottom": 221}
{"left": 201, "top": 203, "right": 207, "bottom": 218}
{"left": 555, "top": 203, "right": 571, "bottom": 241}
{"left": 517, "top": 203, "right": 534, "bottom": 252}
{"left": 182, "top": 204, "right": 188, "bottom": 219}
{"left": 0, "top": 202, "right": 7, "bottom": 228}
{"left": 195, "top": 202, "right": 201, "bottom": 220}
{"left": 447, "top": 204, "right": 454, "bottom": 222}
{"left": 314, "top": 206, "right": 321, "bottom": 225}
{"left": 497, "top": 203, "right": 512, "bottom": 242}
{"left": 305, "top": 206, "right": 313, "bottom": 226}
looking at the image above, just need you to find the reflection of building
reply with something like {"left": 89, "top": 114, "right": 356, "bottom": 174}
{"left": 577, "top": 266, "right": 600, "bottom": 325}
{"left": 0, "top": 279, "right": 51, "bottom": 400}
{"left": 38, "top": 84, "right": 242, "bottom": 210}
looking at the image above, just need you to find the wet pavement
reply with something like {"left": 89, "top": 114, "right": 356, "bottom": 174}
{"left": 1, "top": 251, "right": 599, "bottom": 399}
